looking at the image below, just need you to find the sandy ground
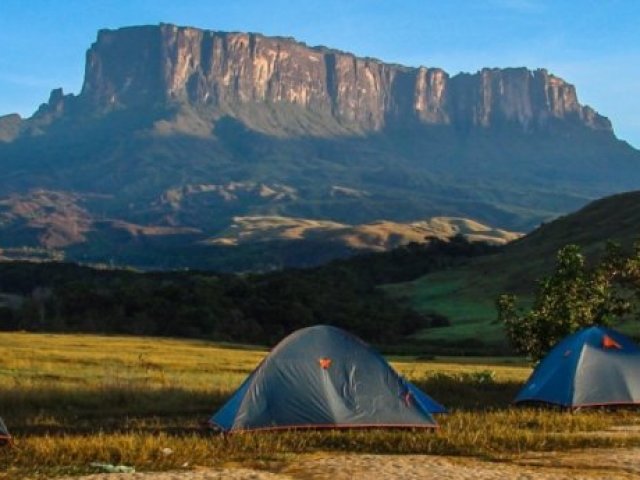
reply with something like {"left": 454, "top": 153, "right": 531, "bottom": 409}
{"left": 62, "top": 448, "right": 640, "bottom": 480}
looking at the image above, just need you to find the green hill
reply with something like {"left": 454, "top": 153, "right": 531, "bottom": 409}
{"left": 386, "top": 191, "right": 640, "bottom": 349}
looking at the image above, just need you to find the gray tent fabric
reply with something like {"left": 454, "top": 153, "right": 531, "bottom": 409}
{"left": 0, "top": 417, "right": 11, "bottom": 444}
{"left": 211, "top": 325, "right": 444, "bottom": 431}
{"left": 515, "top": 326, "right": 640, "bottom": 408}
{"left": 573, "top": 344, "right": 640, "bottom": 406}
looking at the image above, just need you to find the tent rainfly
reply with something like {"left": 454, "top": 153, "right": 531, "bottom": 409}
{"left": 211, "top": 325, "right": 445, "bottom": 432}
{"left": 515, "top": 326, "right": 640, "bottom": 408}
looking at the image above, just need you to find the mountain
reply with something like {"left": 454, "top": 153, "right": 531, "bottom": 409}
{"left": 64, "top": 25, "right": 608, "bottom": 133}
{"left": 387, "top": 190, "right": 640, "bottom": 348}
{"left": 0, "top": 23, "right": 639, "bottom": 269}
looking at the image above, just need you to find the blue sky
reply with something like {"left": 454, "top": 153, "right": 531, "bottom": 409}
{"left": 1, "top": 0, "right": 639, "bottom": 147}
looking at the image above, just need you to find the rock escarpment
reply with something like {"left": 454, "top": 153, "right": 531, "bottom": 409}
{"left": 36, "top": 23, "right": 610, "bottom": 135}
{"left": 0, "top": 22, "right": 637, "bottom": 272}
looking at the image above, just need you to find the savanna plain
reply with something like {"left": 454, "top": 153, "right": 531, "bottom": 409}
{"left": 1, "top": 332, "right": 640, "bottom": 479}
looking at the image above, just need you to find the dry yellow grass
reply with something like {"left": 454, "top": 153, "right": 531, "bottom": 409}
{"left": 0, "top": 332, "right": 265, "bottom": 391}
{"left": 1, "top": 332, "right": 639, "bottom": 478}
{"left": 207, "top": 215, "right": 521, "bottom": 250}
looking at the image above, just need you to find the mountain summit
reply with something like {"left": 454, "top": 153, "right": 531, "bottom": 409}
{"left": 0, "top": 24, "right": 638, "bottom": 269}
{"left": 10, "top": 24, "right": 610, "bottom": 137}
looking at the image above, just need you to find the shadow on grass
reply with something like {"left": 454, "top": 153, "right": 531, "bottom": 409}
{"left": 4, "top": 382, "right": 640, "bottom": 478}
{"left": 3, "top": 386, "right": 228, "bottom": 435}
{"left": 415, "top": 375, "right": 522, "bottom": 410}
{"left": 4, "top": 376, "right": 523, "bottom": 436}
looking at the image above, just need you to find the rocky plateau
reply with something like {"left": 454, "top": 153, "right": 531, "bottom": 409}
{"left": 0, "top": 24, "right": 638, "bottom": 270}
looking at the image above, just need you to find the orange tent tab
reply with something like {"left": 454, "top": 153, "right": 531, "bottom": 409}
{"left": 319, "top": 357, "right": 332, "bottom": 369}
{"left": 602, "top": 335, "right": 622, "bottom": 349}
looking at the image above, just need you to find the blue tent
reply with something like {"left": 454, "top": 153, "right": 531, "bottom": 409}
{"left": 515, "top": 326, "right": 640, "bottom": 408}
{"left": 211, "top": 325, "right": 445, "bottom": 432}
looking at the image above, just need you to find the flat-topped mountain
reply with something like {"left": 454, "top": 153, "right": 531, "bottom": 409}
{"left": 81, "top": 25, "right": 610, "bottom": 132}
{"left": 0, "top": 24, "right": 638, "bottom": 269}
{"left": 6, "top": 24, "right": 610, "bottom": 138}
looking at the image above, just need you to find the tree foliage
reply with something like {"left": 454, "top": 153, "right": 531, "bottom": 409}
{"left": 0, "top": 238, "right": 496, "bottom": 346}
{"left": 497, "top": 242, "right": 640, "bottom": 361}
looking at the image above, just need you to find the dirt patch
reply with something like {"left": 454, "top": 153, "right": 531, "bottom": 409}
{"left": 60, "top": 448, "right": 640, "bottom": 479}
{"left": 284, "top": 450, "right": 640, "bottom": 479}
{"left": 513, "top": 448, "right": 640, "bottom": 477}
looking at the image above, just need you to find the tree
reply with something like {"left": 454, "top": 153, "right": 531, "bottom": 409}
{"left": 497, "top": 243, "right": 639, "bottom": 361}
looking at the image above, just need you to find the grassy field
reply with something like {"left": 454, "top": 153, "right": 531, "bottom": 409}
{"left": 1, "top": 332, "right": 640, "bottom": 478}
{"left": 384, "top": 267, "right": 522, "bottom": 349}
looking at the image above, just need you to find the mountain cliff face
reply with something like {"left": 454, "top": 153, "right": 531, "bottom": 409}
{"left": 32, "top": 24, "right": 609, "bottom": 135}
{"left": 0, "top": 24, "right": 638, "bottom": 270}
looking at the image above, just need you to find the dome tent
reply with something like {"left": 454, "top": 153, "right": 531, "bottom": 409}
{"left": 211, "top": 325, "right": 445, "bottom": 432}
{"left": 515, "top": 326, "right": 640, "bottom": 408}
